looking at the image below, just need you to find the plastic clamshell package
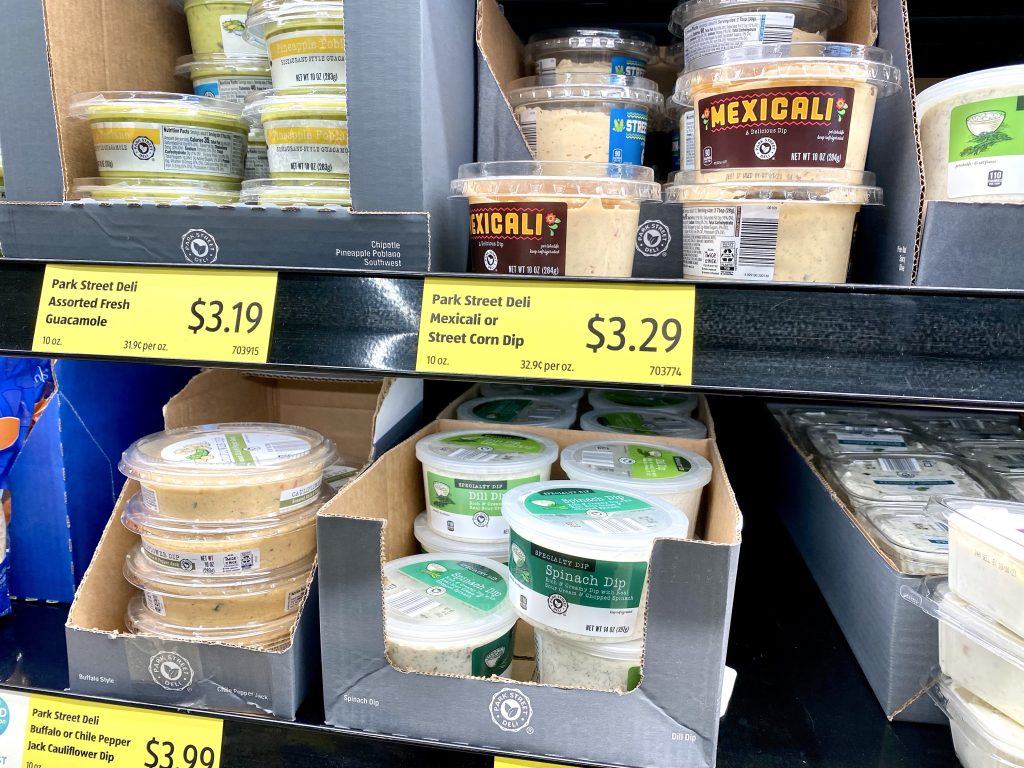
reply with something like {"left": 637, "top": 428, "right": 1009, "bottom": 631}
{"left": 957, "top": 442, "right": 1024, "bottom": 476}
{"left": 783, "top": 407, "right": 912, "bottom": 430}
{"left": 930, "top": 677, "right": 1024, "bottom": 768}
{"left": 804, "top": 424, "right": 935, "bottom": 458}
{"left": 912, "top": 415, "right": 1024, "bottom": 443}
{"left": 413, "top": 513, "right": 510, "bottom": 563}
{"left": 859, "top": 504, "right": 949, "bottom": 575}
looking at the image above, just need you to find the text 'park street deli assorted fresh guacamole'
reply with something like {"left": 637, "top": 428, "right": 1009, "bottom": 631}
{"left": 524, "top": 28, "right": 658, "bottom": 77}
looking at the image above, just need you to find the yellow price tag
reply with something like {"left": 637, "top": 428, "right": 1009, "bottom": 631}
{"left": 32, "top": 264, "right": 278, "bottom": 364}
{"left": 0, "top": 690, "right": 223, "bottom": 768}
{"left": 416, "top": 278, "right": 696, "bottom": 386}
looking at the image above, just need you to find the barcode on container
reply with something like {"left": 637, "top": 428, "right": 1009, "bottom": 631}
{"left": 584, "top": 516, "right": 648, "bottom": 534}
{"left": 518, "top": 109, "right": 539, "bottom": 153}
{"left": 878, "top": 457, "right": 923, "bottom": 473}
{"left": 737, "top": 215, "right": 779, "bottom": 270}
{"left": 266, "top": 439, "right": 312, "bottom": 456}
{"left": 761, "top": 18, "right": 794, "bottom": 43}
{"left": 579, "top": 449, "right": 616, "bottom": 469}
{"left": 385, "top": 589, "right": 439, "bottom": 617}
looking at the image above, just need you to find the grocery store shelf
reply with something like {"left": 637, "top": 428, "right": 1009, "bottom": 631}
{"left": 4, "top": 261, "right": 1024, "bottom": 407}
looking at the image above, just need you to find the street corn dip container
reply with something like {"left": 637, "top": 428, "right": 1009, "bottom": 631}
{"left": 243, "top": 87, "right": 349, "bottom": 178}
{"left": 181, "top": 0, "right": 266, "bottom": 56}
{"left": 246, "top": 0, "right": 346, "bottom": 89}
{"left": 524, "top": 28, "right": 658, "bottom": 77}
{"left": 175, "top": 53, "right": 273, "bottom": 104}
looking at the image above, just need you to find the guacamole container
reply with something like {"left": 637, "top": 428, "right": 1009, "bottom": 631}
{"left": 72, "top": 177, "right": 240, "bottom": 205}
{"left": 70, "top": 92, "right": 247, "bottom": 182}
{"left": 245, "top": 128, "right": 270, "bottom": 179}
{"left": 176, "top": 53, "right": 273, "bottom": 104}
{"left": 524, "top": 28, "right": 658, "bottom": 77}
{"left": 246, "top": 0, "right": 346, "bottom": 89}
{"left": 241, "top": 177, "right": 352, "bottom": 206}
{"left": 243, "top": 87, "right": 349, "bottom": 178}
{"left": 182, "top": 0, "right": 266, "bottom": 56}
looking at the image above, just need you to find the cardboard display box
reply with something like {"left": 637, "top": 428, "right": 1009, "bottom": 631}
{"left": 318, "top": 417, "right": 742, "bottom": 768}
{"left": 0, "top": 0, "right": 474, "bottom": 272}
{"left": 765, "top": 407, "right": 944, "bottom": 724}
{"left": 66, "top": 370, "right": 424, "bottom": 717}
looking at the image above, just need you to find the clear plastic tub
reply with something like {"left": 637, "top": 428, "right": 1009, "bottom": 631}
{"left": 665, "top": 169, "right": 882, "bottom": 282}
{"left": 123, "top": 546, "right": 313, "bottom": 627}
{"left": 456, "top": 397, "right": 577, "bottom": 430}
{"left": 416, "top": 429, "right": 560, "bottom": 542}
{"left": 175, "top": 53, "right": 272, "bottom": 104}
{"left": 579, "top": 409, "right": 709, "bottom": 439}
{"left": 560, "top": 439, "right": 712, "bottom": 538}
{"left": 825, "top": 454, "right": 994, "bottom": 511}
{"left": 675, "top": 43, "right": 900, "bottom": 175}
{"left": 859, "top": 504, "right": 948, "bottom": 575}
{"left": 478, "top": 383, "right": 585, "bottom": 404}
{"left": 452, "top": 160, "right": 661, "bottom": 277}
{"left": 669, "top": 0, "right": 848, "bottom": 69}
{"left": 958, "top": 442, "right": 1024, "bottom": 476}
{"left": 382, "top": 554, "right": 518, "bottom": 677}
{"left": 125, "top": 594, "right": 295, "bottom": 651}
{"left": 587, "top": 388, "right": 698, "bottom": 416}
{"left": 69, "top": 92, "right": 247, "bottom": 182}
{"left": 534, "top": 627, "right": 643, "bottom": 692}
{"left": 503, "top": 480, "right": 689, "bottom": 642}
{"left": 122, "top": 492, "right": 318, "bottom": 575}
{"left": 509, "top": 74, "right": 663, "bottom": 165}
{"left": 240, "top": 177, "right": 352, "bottom": 206}
{"left": 930, "top": 677, "right": 1024, "bottom": 768}
{"left": 243, "top": 87, "right": 349, "bottom": 179}
{"left": 805, "top": 425, "right": 934, "bottom": 457}
{"left": 72, "top": 177, "right": 241, "bottom": 205}
{"left": 916, "top": 66, "right": 1024, "bottom": 203}
{"left": 119, "top": 422, "right": 337, "bottom": 520}
{"left": 413, "top": 513, "right": 509, "bottom": 563}
{"left": 524, "top": 28, "right": 657, "bottom": 77}
{"left": 246, "top": 0, "right": 346, "bottom": 90}
{"left": 244, "top": 128, "right": 269, "bottom": 180}
{"left": 181, "top": 0, "right": 265, "bottom": 56}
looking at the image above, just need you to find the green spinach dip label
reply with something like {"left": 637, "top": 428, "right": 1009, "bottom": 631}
{"left": 471, "top": 627, "right": 516, "bottom": 677}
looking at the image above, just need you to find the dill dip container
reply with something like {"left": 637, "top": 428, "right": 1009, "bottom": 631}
{"left": 534, "top": 627, "right": 644, "bottom": 691}
{"left": 560, "top": 439, "right": 712, "bottom": 538}
{"left": 580, "top": 409, "right": 709, "bottom": 439}
{"left": 175, "top": 53, "right": 272, "bottom": 103}
{"left": 181, "top": 0, "right": 265, "bottom": 56}
{"left": 416, "top": 429, "right": 559, "bottom": 542}
{"left": 413, "top": 514, "right": 510, "bottom": 563}
{"left": 587, "top": 388, "right": 698, "bottom": 416}
{"left": 243, "top": 87, "right": 349, "bottom": 178}
{"left": 457, "top": 397, "right": 577, "bottom": 430}
{"left": 382, "top": 554, "right": 518, "bottom": 677}
{"left": 524, "top": 28, "right": 658, "bottom": 77}
{"left": 246, "top": 0, "right": 346, "bottom": 89}
{"left": 503, "top": 481, "right": 690, "bottom": 642}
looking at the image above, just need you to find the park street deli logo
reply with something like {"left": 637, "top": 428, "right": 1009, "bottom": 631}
{"left": 698, "top": 85, "right": 856, "bottom": 170}
{"left": 489, "top": 688, "right": 534, "bottom": 733}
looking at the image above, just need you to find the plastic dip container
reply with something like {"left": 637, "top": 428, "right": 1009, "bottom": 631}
{"left": 560, "top": 439, "right": 712, "bottom": 537}
{"left": 941, "top": 496, "right": 1024, "bottom": 639}
{"left": 247, "top": 0, "right": 346, "bottom": 89}
{"left": 503, "top": 481, "right": 689, "bottom": 642}
{"left": 917, "top": 66, "right": 1024, "bottom": 203}
{"left": 859, "top": 503, "right": 948, "bottom": 575}
{"left": 665, "top": 169, "right": 882, "bottom": 282}
{"left": 382, "top": 554, "right": 518, "bottom": 677}
{"left": 182, "top": 0, "right": 265, "bottom": 56}
{"left": 416, "top": 429, "right": 560, "bottom": 542}
{"left": 241, "top": 177, "right": 352, "bottom": 206}
{"left": 123, "top": 546, "right": 313, "bottom": 627}
{"left": 669, "top": 0, "right": 848, "bottom": 69}
{"left": 534, "top": 627, "right": 643, "bottom": 692}
{"left": 580, "top": 409, "right": 709, "bottom": 439}
{"left": 826, "top": 454, "right": 993, "bottom": 510}
{"left": 524, "top": 28, "right": 658, "bottom": 77}
{"left": 122, "top": 492, "right": 318, "bottom": 575}
{"left": 72, "top": 177, "right": 240, "bottom": 205}
{"left": 176, "top": 53, "right": 272, "bottom": 104}
{"left": 120, "top": 423, "right": 337, "bottom": 520}
{"left": 70, "top": 92, "right": 247, "bottom": 182}
{"left": 244, "top": 87, "right": 348, "bottom": 178}
{"left": 456, "top": 397, "right": 577, "bottom": 430}
{"left": 244, "top": 128, "right": 270, "bottom": 179}
{"left": 587, "top": 389, "right": 698, "bottom": 416}
{"left": 452, "top": 161, "right": 662, "bottom": 277}
{"left": 126, "top": 594, "right": 295, "bottom": 650}
{"left": 676, "top": 43, "right": 900, "bottom": 175}
{"left": 932, "top": 678, "right": 1024, "bottom": 768}
{"left": 805, "top": 425, "right": 932, "bottom": 457}
{"left": 413, "top": 513, "right": 509, "bottom": 563}
{"left": 479, "top": 383, "right": 585, "bottom": 404}
{"left": 509, "top": 74, "right": 663, "bottom": 165}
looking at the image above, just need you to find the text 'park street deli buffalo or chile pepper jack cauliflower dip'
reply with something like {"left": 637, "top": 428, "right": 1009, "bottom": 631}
{"left": 676, "top": 43, "right": 900, "bottom": 177}
{"left": 452, "top": 161, "right": 662, "bottom": 278}
{"left": 382, "top": 555, "right": 519, "bottom": 677}
{"left": 417, "top": 430, "right": 560, "bottom": 543}
{"left": 503, "top": 481, "right": 690, "bottom": 642}
{"left": 509, "top": 74, "right": 663, "bottom": 165}
{"left": 119, "top": 423, "right": 338, "bottom": 520}
{"left": 524, "top": 28, "right": 658, "bottom": 77}
{"left": 246, "top": 0, "right": 347, "bottom": 90}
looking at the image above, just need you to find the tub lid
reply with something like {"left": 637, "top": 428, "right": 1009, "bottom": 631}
{"left": 670, "top": 0, "right": 848, "bottom": 37}
{"left": 242, "top": 86, "right": 348, "bottom": 125}
{"left": 916, "top": 65, "right": 1024, "bottom": 122}
{"left": 413, "top": 513, "right": 510, "bottom": 561}
{"left": 123, "top": 544, "right": 315, "bottom": 593}
{"left": 588, "top": 389, "right": 699, "bottom": 413}
{"left": 416, "top": 429, "right": 560, "bottom": 475}
{"left": 69, "top": 91, "right": 245, "bottom": 125}
{"left": 479, "top": 383, "right": 585, "bottom": 403}
{"left": 665, "top": 169, "right": 882, "bottom": 204}
{"left": 824, "top": 454, "right": 995, "bottom": 506}
{"left": 502, "top": 480, "right": 690, "bottom": 557}
{"left": 579, "top": 409, "right": 709, "bottom": 439}
{"left": 246, "top": 0, "right": 345, "bottom": 43}
{"left": 524, "top": 27, "right": 657, "bottom": 60}
{"left": 451, "top": 161, "right": 663, "bottom": 200}
{"left": 120, "top": 422, "right": 337, "bottom": 485}
{"left": 930, "top": 676, "right": 1024, "bottom": 764}
{"left": 456, "top": 397, "right": 577, "bottom": 427}
{"left": 241, "top": 178, "right": 352, "bottom": 207}
{"left": 509, "top": 73, "right": 664, "bottom": 109}
{"left": 536, "top": 625, "right": 644, "bottom": 661}
{"left": 72, "top": 177, "right": 241, "bottom": 205}
{"left": 858, "top": 504, "right": 948, "bottom": 575}
{"left": 122, "top": 491, "right": 321, "bottom": 536}
{"left": 175, "top": 53, "right": 272, "bottom": 78}
{"left": 930, "top": 495, "right": 1024, "bottom": 562}
{"left": 126, "top": 594, "right": 297, "bottom": 648}
{"left": 560, "top": 439, "right": 713, "bottom": 495}
{"left": 382, "top": 554, "right": 518, "bottom": 645}
{"left": 676, "top": 42, "right": 901, "bottom": 100}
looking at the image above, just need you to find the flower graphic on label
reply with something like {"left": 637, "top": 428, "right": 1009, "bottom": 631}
{"left": 835, "top": 98, "right": 848, "bottom": 122}
{"left": 702, "top": 107, "right": 711, "bottom": 128}
{"left": 545, "top": 212, "right": 561, "bottom": 237}
{"left": 222, "top": 19, "right": 246, "bottom": 37}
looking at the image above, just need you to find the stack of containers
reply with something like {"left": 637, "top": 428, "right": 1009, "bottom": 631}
{"left": 665, "top": 0, "right": 904, "bottom": 284}
{"left": 581, "top": 387, "right": 707, "bottom": 439}
{"left": 117, "top": 422, "right": 337, "bottom": 650}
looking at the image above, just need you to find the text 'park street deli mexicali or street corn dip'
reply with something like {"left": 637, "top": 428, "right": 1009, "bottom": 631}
{"left": 452, "top": 161, "right": 662, "bottom": 278}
